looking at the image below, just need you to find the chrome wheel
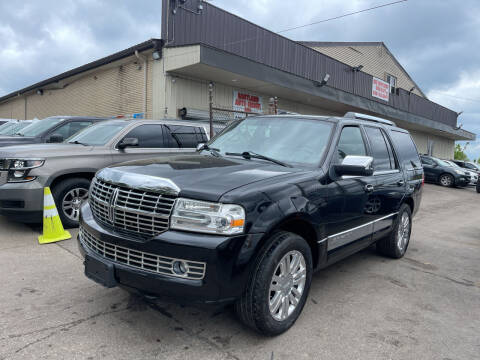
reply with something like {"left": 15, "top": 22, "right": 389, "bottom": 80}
{"left": 440, "top": 175, "right": 453, "bottom": 187}
{"left": 62, "top": 188, "right": 88, "bottom": 221}
{"left": 397, "top": 212, "right": 410, "bottom": 251}
{"left": 269, "top": 250, "right": 306, "bottom": 321}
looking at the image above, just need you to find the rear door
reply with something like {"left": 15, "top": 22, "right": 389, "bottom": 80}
{"left": 363, "top": 126, "right": 405, "bottom": 239}
{"left": 420, "top": 156, "right": 437, "bottom": 181}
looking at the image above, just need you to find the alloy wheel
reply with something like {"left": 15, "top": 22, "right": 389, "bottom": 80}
{"left": 397, "top": 212, "right": 410, "bottom": 252}
{"left": 62, "top": 188, "right": 89, "bottom": 221}
{"left": 440, "top": 175, "right": 452, "bottom": 187}
{"left": 268, "top": 250, "right": 307, "bottom": 321}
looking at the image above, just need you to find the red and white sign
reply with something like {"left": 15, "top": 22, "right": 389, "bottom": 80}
{"left": 372, "top": 77, "right": 390, "bottom": 102}
{"left": 233, "top": 91, "right": 263, "bottom": 114}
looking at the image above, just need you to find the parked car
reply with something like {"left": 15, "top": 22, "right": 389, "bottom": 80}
{"left": 451, "top": 160, "right": 480, "bottom": 175}
{"left": 0, "top": 120, "right": 36, "bottom": 136}
{"left": 420, "top": 155, "right": 470, "bottom": 187}
{"left": 0, "top": 116, "right": 108, "bottom": 148}
{"left": 78, "top": 112, "right": 424, "bottom": 335}
{"left": 0, "top": 119, "right": 209, "bottom": 227}
{"left": 443, "top": 160, "right": 478, "bottom": 185}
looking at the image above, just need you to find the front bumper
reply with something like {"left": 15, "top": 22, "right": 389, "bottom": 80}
{"left": 78, "top": 202, "right": 263, "bottom": 306}
{"left": 455, "top": 175, "right": 470, "bottom": 187}
{"left": 0, "top": 177, "right": 44, "bottom": 222}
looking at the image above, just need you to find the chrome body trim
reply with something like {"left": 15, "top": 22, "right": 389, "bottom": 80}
{"left": 373, "top": 169, "right": 401, "bottom": 176}
{"left": 324, "top": 213, "right": 398, "bottom": 251}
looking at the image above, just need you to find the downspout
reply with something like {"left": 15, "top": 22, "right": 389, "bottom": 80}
{"left": 135, "top": 50, "right": 148, "bottom": 117}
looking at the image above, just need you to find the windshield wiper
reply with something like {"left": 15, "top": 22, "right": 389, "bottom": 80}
{"left": 225, "top": 151, "right": 291, "bottom": 167}
{"left": 197, "top": 144, "right": 221, "bottom": 157}
{"left": 69, "top": 140, "right": 89, "bottom": 146}
{"left": 14, "top": 133, "right": 24, "bottom": 137}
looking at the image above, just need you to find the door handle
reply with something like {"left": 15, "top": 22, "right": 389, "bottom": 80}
{"left": 365, "top": 184, "right": 374, "bottom": 193}
{"left": 397, "top": 180, "right": 405, "bottom": 186}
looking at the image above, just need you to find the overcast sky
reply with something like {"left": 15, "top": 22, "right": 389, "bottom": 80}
{"left": 1, "top": 0, "right": 479, "bottom": 159}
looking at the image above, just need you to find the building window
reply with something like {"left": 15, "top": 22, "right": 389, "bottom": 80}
{"left": 386, "top": 74, "right": 397, "bottom": 94}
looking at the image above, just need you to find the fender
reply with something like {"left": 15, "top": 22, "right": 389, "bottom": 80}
{"left": 45, "top": 167, "right": 98, "bottom": 187}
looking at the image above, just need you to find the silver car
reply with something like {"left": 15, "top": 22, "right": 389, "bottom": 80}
{"left": 0, "top": 119, "right": 209, "bottom": 227}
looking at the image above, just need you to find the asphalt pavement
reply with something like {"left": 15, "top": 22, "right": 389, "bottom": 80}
{"left": 0, "top": 184, "right": 479, "bottom": 360}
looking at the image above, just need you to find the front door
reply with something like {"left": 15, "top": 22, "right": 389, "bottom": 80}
{"left": 326, "top": 125, "right": 376, "bottom": 257}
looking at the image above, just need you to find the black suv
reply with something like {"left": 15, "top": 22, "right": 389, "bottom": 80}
{"left": 420, "top": 155, "right": 470, "bottom": 187}
{"left": 0, "top": 116, "right": 108, "bottom": 147}
{"left": 78, "top": 113, "right": 424, "bottom": 335}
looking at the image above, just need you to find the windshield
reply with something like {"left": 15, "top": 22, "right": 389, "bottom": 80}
{"left": 465, "top": 162, "right": 480, "bottom": 171}
{"left": 17, "top": 117, "right": 64, "bottom": 137}
{"left": 445, "top": 160, "right": 460, "bottom": 168}
{"left": 434, "top": 158, "right": 452, "bottom": 167}
{"left": 0, "top": 122, "right": 31, "bottom": 135}
{"left": 209, "top": 116, "right": 334, "bottom": 166}
{"left": 67, "top": 122, "right": 129, "bottom": 146}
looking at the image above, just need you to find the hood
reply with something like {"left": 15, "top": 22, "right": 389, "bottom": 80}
{"left": 0, "top": 143, "right": 95, "bottom": 158}
{"left": 99, "top": 154, "right": 304, "bottom": 202}
{"left": 0, "top": 135, "right": 40, "bottom": 147}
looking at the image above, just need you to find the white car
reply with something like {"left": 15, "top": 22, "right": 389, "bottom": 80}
{"left": 445, "top": 160, "right": 478, "bottom": 185}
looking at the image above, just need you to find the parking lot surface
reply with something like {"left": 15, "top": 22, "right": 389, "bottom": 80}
{"left": 0, "top": 184, "right": 479, "bottom": 360}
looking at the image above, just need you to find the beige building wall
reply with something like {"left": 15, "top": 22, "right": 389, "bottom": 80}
{"left": 309, "top": 44, "right": 425, "bottom": 98}
{"left": 409, "top": 129, "right": 455, "bottom": 159}
{"left": 0, "top": 54, "right": 153, "bottom": 120}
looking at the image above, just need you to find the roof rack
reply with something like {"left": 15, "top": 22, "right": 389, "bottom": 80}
{"left": 344, "top": 112, "right": 396, "bottom": 126}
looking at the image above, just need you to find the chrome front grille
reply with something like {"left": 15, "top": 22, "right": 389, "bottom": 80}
{"left": 89, "top": 178, "right": 176, "bottom": 237}
{"left": 79, "top": 226, "right": 206, "bottom": 280}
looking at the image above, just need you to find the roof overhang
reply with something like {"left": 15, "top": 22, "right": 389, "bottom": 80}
{"left": 165, "top": 44, "right": 475, "bottom": 141}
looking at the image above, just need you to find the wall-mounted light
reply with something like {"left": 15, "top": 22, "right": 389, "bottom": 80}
{"left": 314, "top": 73, "right": 330, "bottom": 87}
{"left": 352, "top": 65, "right": 364, "bottom": 72}
{"left": 457, "top": 111, "right": 464, "bottom": 117}
{"left": 409, "top": 86, "right": 416, "bottom": 92}
{"left": 36, "top": 89, "right": 43, "bottom": 96}
{"left": 152, "top": 50, "right": 161, "bottom": 60}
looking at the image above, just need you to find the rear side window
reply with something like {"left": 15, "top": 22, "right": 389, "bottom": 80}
{"left": 389, "top": 130, "right": 421, "bottom": 169}
{"left": 364, "top": 126, "right": 397, "bottom": 171}
{"left": 164, "top": 125, "right": 208, "bottom": 148}
{"left": 123, "top": 124, "right": 165, "bottom": 148}
{"left": 336, "top": 126, "right": 366, "bottom": 162}
{"left": 52, "top": 121, "right": 92, "bottom": 139}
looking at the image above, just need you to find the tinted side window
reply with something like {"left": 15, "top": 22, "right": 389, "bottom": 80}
{"left": 164, "top": 125, "right": 207, "bottom": 148}
{"left": 390, "top": 130, "right": 421, "bottom": 169}
{"left": 123, "top": 125, "right": 165, "bottom": 148}
{"left": 421, "top": 156, "right": 434, "bottom": 165}
{"left": 365, "top": 126, "right": 396, "bottom": 171}
{"left": 337, "top": 126, "right": 366, "bottom": 161}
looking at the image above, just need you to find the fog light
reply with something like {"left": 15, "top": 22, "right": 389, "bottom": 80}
{"left": 172, "top": 260, "right": 189, "bottom": 276}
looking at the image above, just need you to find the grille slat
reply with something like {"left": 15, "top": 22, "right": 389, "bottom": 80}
{"left": 89, "top": 178, "right": 176, "bottom": 237}
{"left": 80, "top": 226, "right": 206, "bottom": 280}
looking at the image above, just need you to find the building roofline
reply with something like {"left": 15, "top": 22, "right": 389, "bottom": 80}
{"left": 299, "top": 41, "right": 427, "bottom": 98}
{"left": 0, "top": 38, "right": 163, "bottom": 104}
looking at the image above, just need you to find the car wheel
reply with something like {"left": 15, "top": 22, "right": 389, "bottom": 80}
{"left": 439, "top": 174, "right": 454, "bottom": 187}
{"left": 235, "top": 231, "right": 313, "bottom": 336}
{"left": 52, "top": 178, "right": 90, "bottom": 228}
{"left": 376, "top": 204, "right": 412, "bottom": 259}
{"left": 477, "top": 182, "right": 480, "bottom": 193}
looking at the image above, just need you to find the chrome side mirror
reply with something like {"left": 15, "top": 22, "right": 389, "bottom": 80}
{"left": 334, "top": 155, "right": 374, "bottom": 177}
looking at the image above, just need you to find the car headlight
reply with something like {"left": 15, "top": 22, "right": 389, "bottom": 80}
{"left": 171, "top": 198, "right": 245, "bottom": 235}
{"left": 2, "top": 158, "right": 45, "bottom": 183}
{"left": 454, "top": 169, "right": 464, "bottom": 175}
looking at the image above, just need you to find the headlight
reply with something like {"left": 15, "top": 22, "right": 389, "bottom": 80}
{"left": 171, "top": 198, "right": 245, "bottom": 235}
{"left": 454, "top": 169, "right": 464, "bottom": 175}
{"left": 1, "top": 158, "right": 45, "bottom": 183}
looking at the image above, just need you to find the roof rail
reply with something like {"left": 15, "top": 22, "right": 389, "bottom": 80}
{"left": 344, "top": 112, "right": 396, "bottom": 126}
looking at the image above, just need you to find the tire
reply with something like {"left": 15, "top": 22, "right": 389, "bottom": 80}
{"left": 476, "top": 182, "right": 480, "bottom": 194}
{"left": 52, "top": 178, "right": 91, "bottom": 229}
{"left": 439, "top": 173, "right": 454, "bottom": 187}
{"left": 376, "top": 204, "right": 412, "bottom": 259}
{"left": 234, "top": 231, "right": 313, "bottom": 336}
